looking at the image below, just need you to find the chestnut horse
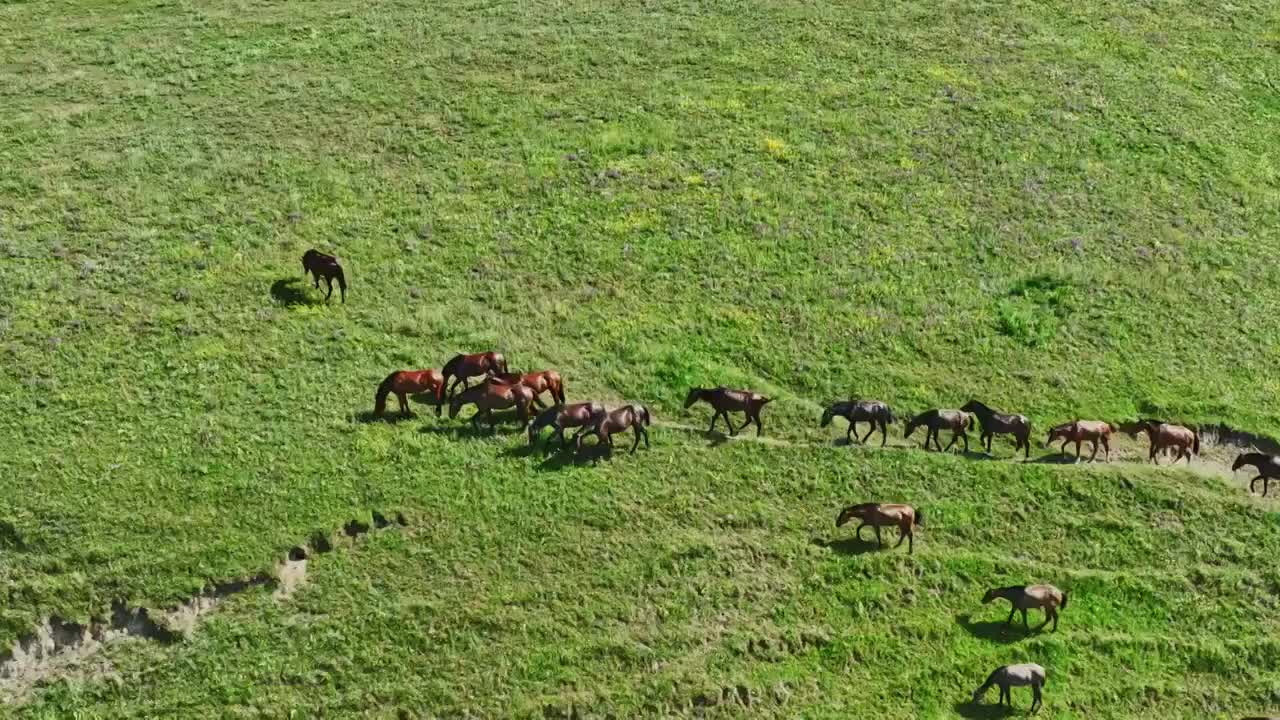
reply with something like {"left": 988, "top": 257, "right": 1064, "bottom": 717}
{"left": 1046, "top": 420, "right": 1114, "bottom": 462}
{"left": 490, "top": 370, "right": 566, "bottom": 409}
{"left": 821, "top": 399, "right": 895, "bottom": 446}
{"left": 835, "top": 502, "right": 923, "bottom": 553}
{"left": 301, "top": 249, "right": 347, "bottom": 302}
{"left": 961, "top": 400, "right": 1031, "bottom": 459}
{"left": 1133, "top": 419, "right": 1199, "bottom": 464}
{"left": 374, "top": 369, "right": 445, "bottom": 418}
{"left": 578, "top": 404, "right": 652, "bottom": 454}
{"left": 528, "top": 402, "right": 606, "bottom": 449}
{"left": 684, "top": 387, "right": 771, "bottom": 437}
{"left": 903, "top": 409, "right": 974, "bottom": 452}
{"left": 982, "top": 584, "right": 1068, "bottom": 633}
{"left": 1233, "top": 452, "right": 1280, "bottom": 497}
{"left": 448, "top": 381, "right": 533, "bottom": 432}
{"left": 441, "top": 352, "right": 508, "bottom": 399}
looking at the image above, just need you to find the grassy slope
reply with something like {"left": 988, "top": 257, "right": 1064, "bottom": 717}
{"left": 2, "top": 0, "right": 1280, "bottom": 716}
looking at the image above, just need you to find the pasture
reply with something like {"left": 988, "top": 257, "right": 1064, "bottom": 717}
{"left": 2, "top": 0, "right": 1280, "bottom": 716}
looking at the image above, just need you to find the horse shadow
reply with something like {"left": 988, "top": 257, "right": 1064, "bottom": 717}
{"left": 535, "top": 442, "right": 614, "bottom": 469}
{"left": 811, "top": 536, "right": 882, "bottom": 556}
{"left": 352, "top": 411, "right": 411, "bottom": 425}
{"left": 1028, "top": 452, "right": 1088, "bottom": 465}
{"left": 953, "top": 701, "right": 1013, "bottom": 719}
{"left": 418, "top": 423, "right": 509, "bottom": 440}
{"left": 270, "top": 278, "right": 316, "bottom": 307}
{"left": 955, "top": 613, "right": 1027, "bottom": 645}
{"left": 409, "top": 393, "right": 446, "bottom": 413}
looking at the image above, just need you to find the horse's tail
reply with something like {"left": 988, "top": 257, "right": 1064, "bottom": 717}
{"left": 553, "top": 376, "right": 566, "bottom": 405}
{"left": 440, "top": 355, "right": 460, "bottom": 388}
{"left": 885, "top": 407, "right": 897, "bottom": 425}
{"left": 374, "top": 372, "right": 398, "bottom": 416}
{"left": 335, "top": 266, "right": 347, "bottom": 297}
{"left": 1192, "top": 429, "right": 1201, "bottom": 455}
{"left": 1059, "top": 591, "right": 1068, "bottom": 610}
{"left": 914, "top": 507, "right": 924, "bottom": 527}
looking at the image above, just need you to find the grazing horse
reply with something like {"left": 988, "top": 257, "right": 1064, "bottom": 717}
{"left": 1232, "top": 452, "right": 1280, "bottom": 497}
{"left": 301, "top": 249, "right": 347, "bottom": 302}
{"left": 1045, "top": 420, "right": 1114, "bottom": 462}
{"left": 684, "top": 387, "right": 771, "bottom": 437}
{"left": 448, "top": 381, "right": 533, "bottom": 432}
{"left": 373, "top": 369, "right": 445, "bottom": 418}
{"left": 972, "top": 663, "right": 1046, "bottom": 713}
{"left": 903, "top": 409, "right": 974, "bottom": 452}
{"left": 821, "top": 399, "right": 895, "bottom": 446}
{"left": 489, "top": 370, "right": 566, "bottom": 409}
{"left": 578, "top": 404, "right": 652, "bottom": 454}
{"left": 1133, "top": 419, "right": 1199, "bottom": 464}
{"left": 527, "top": 402, "right": 606, "bottom": 449}
{"left": 982, "top": 584, "right": 1068, "bottom": 633}
{"left": 961, "top": 400, "right": 1031, "bottom": 459}
{"left": 441, "top": 352, "right": 508, "bottom": 399}
{"left": 835, "top": 503, "right": 923, "bottom": 553}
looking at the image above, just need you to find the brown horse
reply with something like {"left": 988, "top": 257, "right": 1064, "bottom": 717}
{"left": 489, "top": 370, "right": 566, "bottom": 409}
{"left": 972, "top": 664, "right": 1046, "bottom": 713}
{"left": 527, "top": 402, "right": 606, "bottom": 449}
{"left": 821, "top": 399, "right": 896, "bottom": 446}
{"left": 903, "top": 409, "right": 974, "bottom": 452}
{"left": 982, "top": 584, "right": 1068, "bottom": 633}
{"left": 684, "top": 387, "right": 771, "bottom": 437}
{"left": 301, "top": 249, "right": 347, "bottom": 302}
{"left": 578, "top": 404, "right": 652, "bottom": 454}
{"left": 374, "top": 369, "right": 445, "bottom": 418}
{"left": 961, "top": 400, "right": 1031, "bottom": 459}
{"left": 448, "top": 381, "right": 533, "bottom": 432}
{"left": 835, "top": 503, "right": 923, "bottom": 553}
{"left": 1133, "top": 419, "right": 1199, "bottom": 464}
{"left": 1232, "top": 452, "right": 1280, "bottom": 497}
{"left": 441, "top": 352, "right": 508, "bottom": 399}
{"left": 1046, "top": 420, "right": 1114, "bottom": 462}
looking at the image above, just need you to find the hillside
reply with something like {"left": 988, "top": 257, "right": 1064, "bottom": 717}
{"left": 2, "top": 0, "right": 1280, "bottom": 716}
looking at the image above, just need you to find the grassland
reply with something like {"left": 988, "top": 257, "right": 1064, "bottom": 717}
{"left": 3, "top": 0, "right": 1280, "bottom": 716}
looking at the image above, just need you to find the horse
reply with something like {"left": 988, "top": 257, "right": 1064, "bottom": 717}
{"left": 373, "top": 369, "right": 445, "bottom": 418}
{"left": 577, "top": 404, "right": 652, "bottom": 454}
{"left": 489, "top": 370, "right": 566, "bottom": 409}
{"left": 972, "top": 663, "right": 1046, "bottom": 713}
{"left": 835, "top": 503, "right": 923, "bottom": 553}
{"left": 1045, "top": 420, "right": 1113, "bottom": 462}
{"left": 441, "top": 352, "right": 508, "bottom": 399}
{"left": 903, "top": 409, "right": 974, "bottom": 452}
{"left": 684, "top": 387, "right": 771, "bottom": 437}
{"left": 301, "top": 249, "right": 347, "bottom": 302}
{"left": 527, "top": 402, "right": 606, "bottom": 449}
{"left": 820, "top": 400, "right": 895, "bottom": 447}
{"left": 1132, "top": 419, "right": 1199, "bottom": 464}
{"left": 1232, "top": 452, "right": 1280, "bottom": 497}
{"left": 448, "top": 381, "right": 533, "bottom": 432}
{"left": 982, "top": 584, "right": 1068, "bottom": 633}
{"left": 960, "top": 400, "right": 1031, "bottom": 459}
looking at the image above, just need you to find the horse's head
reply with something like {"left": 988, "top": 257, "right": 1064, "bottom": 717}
{"left": 448, "top": 393, "right": 467, "bottom": 419}
{"left": 835, "top": 504, "right": 864, "bottom": 527}
{"left": 981, "top": 588, "right": 999, "bottom": 604}
{"left": 902, "top": 414, "right": 918, "bottom": 437}
{"left": 683, "top": 389, "right": 703, "bottom": 409}
{"left": 1231, "top": 453, "right": 1246, "bottom": 472}
{"left": 960, "top": 400, "right": 978, "bottom": 413}
{"left": 820, "top": 406, "right": 835, "bottom": 428}
{"left": 634, "top": 405, "right": 652, "bottom": 426}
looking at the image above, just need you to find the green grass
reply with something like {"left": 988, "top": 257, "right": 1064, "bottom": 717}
{"left": 3, "top": 0, "right": 1280, "bottom": 716}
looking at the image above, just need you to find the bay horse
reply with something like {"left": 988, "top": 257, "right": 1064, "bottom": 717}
{"left": 1133, "top": 419, "right": 1199, "bottom": 464}
{"left": 441, "top": 352, "right": 508, "bottom": 399}
{"left": 982, "top": 584, "right": 1068, "bottom": 633}
{"left": 961, "top": 400, "right": 1031, "bottom": 459}
{"left": 373, "top": 369, "right": 445, "bottom": 418}
{"left": 972, "top": 663, "right": 1045, "bottom": 713}
{"left": 820, "top": 399, "right": 895, "bottom": 446}
{"left": 903, "top": 409, "right": 974, "bottom": 452}
{"left": 577, "top": 404, "right": 652, "bottom": 454}
{"left": 301, "top": 249, "right": 347, "bottom": 302}
{"left": 1232, "top": 452, "right": 1280, "bottom": 497}
{"left": 489, "top": 370, "right": 566, "bottom": 409}
{"left": 1045, "top": 420, "right": 1113, "bottom": 462}
{"left": 527, "top": 402, "right": 606, "bottom": 449}
{"left": 684, "top": 387, "right": 771, "bottom": 437}
{"left": 835, "top": 503, "right": 922, "bottom": 553}
{"left": 448, "top": 381, "right": 533, "bottom": 432}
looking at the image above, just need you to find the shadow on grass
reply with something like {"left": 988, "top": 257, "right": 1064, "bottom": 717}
{"left": 1028, "top": 451, "right": 1095, "bottom": 465}
{"left": 352, "top": 411, "right": 412, "bottom": 425}
{"left": 810, "top": 537, "right": 885, "bottom": 556}
{"left": 953, "top": 700, "right": 1014, "bottom": 719}
{"left": 270, "top": 278, "right": 316, "bottom": 307}
{"left": 955, "top": 613, "right": 1026, "bottom": 645}
{"left": 409, "top": 393, "right": 446, "bottom": 416}
{"left": 534, "top": 442, "right": 614, "bottom": 469}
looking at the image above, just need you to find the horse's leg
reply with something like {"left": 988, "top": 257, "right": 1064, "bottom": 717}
{"left": 1103, "top": 435, "right": 1111, "bottom": 461}
{"left": 640, "top": 424, "right": 650, "bottom": 450}
{"left": 629, "top": 427, "right": 641, "bottom": 454}
{"left": 943, "top": 432, "right": 958, "bottom": 452}
{"left": 961, "top": 429, "right": 969, "bottom": 453}
{"left": 847, "top": 422, "right": 855, "bottom": 443}
{"left": 855, "top": 522, "right": 868, "bottom": 541}
{"left": 1251, "top": 476, "right": 1260, "bottom": 494}
{"left": 707, "top": 411, "right": 719, "bottom": 435}
{"left": 931, "top": 428, "right": 943, "bottom": 451}
{"left": 1037, "top": 609, "right": 1051, "bottom": 632}
{"left": 1005, "top": 605, "right": 1016, "bottom": 627}
{"left": 752, "top": 411, "right": 763, "bottom": 437}
{"left": 1088, "top": 439, "right": 1100, "bottom": 462}
{"left": 1050, "top": 607, "right": 1059, "bottom": 632}
{"left": 1150, "top": 441, "right": 1158, "bottom": 464}
{"left": 874, "top": 524, "right": 883, "bottom": 548}
{"left": 860, "top": 424, "right": 875, "bottom": 444}
{"left": 1021, "top": 608, "right": 1030, "bottom": 632}
{"left": 1075, "top": 440, "right": 1083, "bottom": 461}
{"left": 397, "top": 392, "right": 410, "bottom": 416}
{"left": 1023, "top": 433, "right": 1030, "bottom": 459}
{"left": 324, "top": 276, "right": 334, "bottom": 301}
{"left": 727, "top": 411, "right": 740, "bottom": 436}
{"left": 880, "top": 420, "right": 889, "bottom": 447}
{"left": 1265, "top": 477, "right": 1271, "bottom": 497}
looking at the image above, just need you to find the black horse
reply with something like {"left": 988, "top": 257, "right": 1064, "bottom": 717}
{"left": 302, "top": 249, "right": 347, "bottom": 302}
{"left": 821, "top": 400, "right": 895, "bottom": 446}
{"left": 961, "top": 400, "right": 1032, "bottom": 459}
{"left": 1232, "top": 452, "right": 1280, "bottom": 497}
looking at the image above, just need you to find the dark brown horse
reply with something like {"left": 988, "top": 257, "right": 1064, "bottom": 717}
{"left": 374, "top": 369, "right": 445, "bottom": 418}
{"left": 578, "top": 404, "right": 652, "bottom": 454}
{"left": 448, "top": 381, "right": 533, "bottom": 432}
{"left": 821, "top": 399, "right": 895, "bottom": 446}
{"left": 835, "top": 502, "right": 923, "bottom": 553}
{"left": 301, "top": 249, "right": 347, "bottom": 302}
{"left": 961, "top": 400, "right": 1031, "bottom": 459}
{"left": 903, "top": 409, "right": 974, "bottom": 452}
{"left": 1133, "top": 419, "right": 1199, "bottom": 464}
{"left": 489, "top": 370, "right": 566, "bottom": 409}
{"left": 684, "top": 387, "right": 771, "bottom": 437}
{"left": 1232, "top": 452, "right": 1280, "bottom": 497}
{"left": 1046, "top": 420, "right": 1114, "bottom": 462}
{"left": 527, "top": 402, "right": 606, "bottom": 449}
{"left": 441, "top": 352, "right": 508, "bottom": 399}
